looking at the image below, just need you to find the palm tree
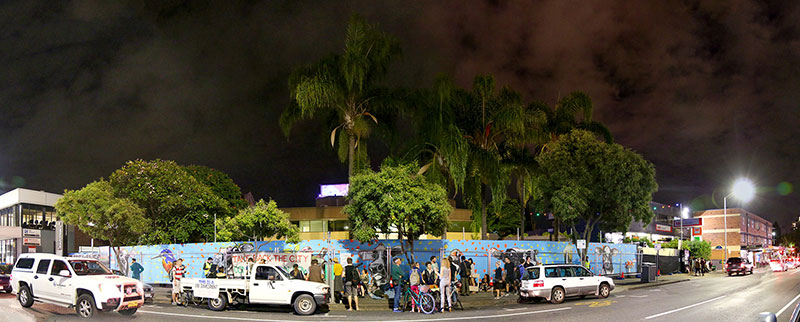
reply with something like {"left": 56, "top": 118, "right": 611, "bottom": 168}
{"left": 280, "top": 15, "right": 401, "bottom": 178}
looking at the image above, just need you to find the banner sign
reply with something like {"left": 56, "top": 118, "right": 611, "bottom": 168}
{"left": 673, "top": 218, "right": 702, "bottom": 227}
{"left": 192, "top": 279, "right": 220, "bottom": 298}
{"left": 22, "top": 229, "right": 40, "bottom": 237}
{"left": 23, "top": 237, "right": 40, "bottom": 246}
{"left": 656, "top": 224, "right": 673, "bottom": 233}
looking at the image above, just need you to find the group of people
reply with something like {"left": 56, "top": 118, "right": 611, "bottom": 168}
{"left": 492, "top": 256, "right": 536, "bottom": 299}
{"left": 690, "top": 257, "right": 711, "bottom": 276}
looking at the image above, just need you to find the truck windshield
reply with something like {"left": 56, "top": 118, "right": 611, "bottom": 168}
{"left": 275, "top": 266, "right": 289, "bottom": 278}
{"left": 69, "top": 260, "right": 112, "bottom": 276}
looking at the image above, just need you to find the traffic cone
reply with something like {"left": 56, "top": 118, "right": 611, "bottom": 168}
{"left": 657, "top": 269, "right": 661, "bottom": 276}
{"left": 621, "top": 272, "right": 625, "bottom": 278}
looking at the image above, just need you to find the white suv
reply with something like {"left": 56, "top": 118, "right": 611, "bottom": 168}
{"left": 519, "top": 264, "right": 615, "bottom": 304}
{"left": 11, "top": 253, "right": 144, "bottom": 318}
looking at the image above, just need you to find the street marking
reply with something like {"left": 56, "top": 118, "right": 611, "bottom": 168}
{"left": 575, "top": 300, "right": 616, "bottom": 308}
{"left": 644, "top": 295, "right": 726, "bottom": 320}
{"left": 776, "top": 292, "right": 800, "bottom": 317}
{"left": 503, "top": 307, "right": 529, "bottom": 311}
{"left": 649, "top": 289, "right": 661, "bottom": 292}
{"left": 139, "top": 307, "right": 572, "bottom": 322}
{"left": 322, "top": 315, "right": 347, "bottom": 318}
{"left": 628, "top": 295, "right": 648, "bottom": 298}
{"left": 615, "top": 295, "right": 626, "bottom": 298}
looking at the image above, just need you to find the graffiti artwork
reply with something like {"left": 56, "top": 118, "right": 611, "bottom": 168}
{"left": 595, "top": 245, "right": 621, "bottom": 275}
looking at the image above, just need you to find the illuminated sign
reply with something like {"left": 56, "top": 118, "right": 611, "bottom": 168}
{"left": 318, "top": 184, "right": 348, "bottom": 198}
{"left": 673, "top": 218, "right": 703, "bottom": 227}
{"left": 692, "top": 227, "right": 702, "bottom": 235}
{"left": 656, "top": 224, "right": 672, "bottom": 233}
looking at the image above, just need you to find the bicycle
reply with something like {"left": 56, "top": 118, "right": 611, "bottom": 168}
{"left": 401, "top": 284, "right": 436, "bottom": 314}
{"left": 431, "top": 281, "right": 463, "bottom": 312}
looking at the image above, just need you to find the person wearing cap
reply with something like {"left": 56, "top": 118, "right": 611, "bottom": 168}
{"left": 391, "top": 257, "right": 406, "bottom": 312}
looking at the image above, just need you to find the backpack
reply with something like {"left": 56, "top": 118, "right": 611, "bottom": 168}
{"left": 409, "top": 269, "right": 420, "bottom": 285}
{"left": 346, "top": 265, "right": 360, "bottom": 283}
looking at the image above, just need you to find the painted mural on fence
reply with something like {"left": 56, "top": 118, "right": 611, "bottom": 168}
{"left": 102, "top": 239, "right": 638, "bottom": 285}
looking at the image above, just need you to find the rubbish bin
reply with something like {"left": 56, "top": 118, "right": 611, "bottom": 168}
{"left": 641, "top": 263, "right": 656, "bottom": 283}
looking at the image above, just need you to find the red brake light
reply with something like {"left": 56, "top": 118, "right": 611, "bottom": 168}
{"left": 533, "top": 280, "right": 544, "bottom": 288}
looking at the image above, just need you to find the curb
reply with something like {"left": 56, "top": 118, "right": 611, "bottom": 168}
{"left": 622, "top": 279, "right": 690, "bottom": 291}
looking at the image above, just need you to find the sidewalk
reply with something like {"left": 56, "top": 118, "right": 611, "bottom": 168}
{"left": 151, "top": 272, "right": 715, "bottom": 311}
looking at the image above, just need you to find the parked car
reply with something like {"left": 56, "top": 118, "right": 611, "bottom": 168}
{"left": 725, "top": 257, "right": 753, "bottom": 276}
{"left": 769, "top": 260, "right": 787, "bottom": 272}
{"left": 518, "top": 264, "right": 615, "bottom": 304}
{"left": 11, "top": 253, "right": 144, "bottom": 318}
{"left": 785, "top": 258, "right": 799, "bottom": 269}
{"left": 0, "top": 273, "right": 11, "bottom": 293}
{"left": 112, "top": 270, "right": 154, "bottom": 303}
{"left": 181, "top": 264, "right": 329, "bottom": 315}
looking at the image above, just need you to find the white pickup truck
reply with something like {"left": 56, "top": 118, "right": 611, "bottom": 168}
{"left": 11, "top": 253, "right": 144, "bottom": 318}
{"left": 181, "top": 264, "right": 329, "bottom": 315}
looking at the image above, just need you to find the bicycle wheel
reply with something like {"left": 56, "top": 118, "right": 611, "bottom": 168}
{"left": 402, "top": 291, "right": 411, "bottom": 312}
{"left": 451, "top": 291, "right": 463, "bottom": 310}
{"left": 420, "top": 293, "right": 436, "bottom": 314}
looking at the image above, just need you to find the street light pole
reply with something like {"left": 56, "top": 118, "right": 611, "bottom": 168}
{"left": 724, "top": 195, "right": 728, "bottom": 262}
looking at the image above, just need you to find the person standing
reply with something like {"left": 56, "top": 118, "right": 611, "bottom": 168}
{"left": 391, "top": 257, "right": 405, "bottom": 313}
{"left": 439, "top": 258, "right": 452, "bottom": 312}
{"left": 459, "top": 256, "right": 470, "bottom": 296}
{"left": 409, "top": 262, "right": 421, "bottom": 312}
{"left": 290, "top": 264, "right": 305, "bottom": 280}
{"left": 344, "top": 258, "right": 360, "bottom": 311}
{"left": 170, "top": 259, "right": 185, "bottom": 305}
{"left": 130, "top": 258, "right": 144, "bottom": 280}
{"left": 430, "top": 256, "right": 440, "bottom": 281}
{"left": 307, "top": 259, "right": 324, "bottom": 283}
{"left": 333, "top": 258, "right": 344, "bottom": 303}
{"left": 700, "top": 258, "right": 706, "bottom": 276}
{"left": 504, "top": 257, "right": 515, "bottom": 295}
{"left": 203, "top": 258, "right": 213, "bottom": 278}
{"left": 422, "top": 262, "right": 437, "bottom": 291}
{"left": 493, "top": 261, "right": 504, "bottom": 299}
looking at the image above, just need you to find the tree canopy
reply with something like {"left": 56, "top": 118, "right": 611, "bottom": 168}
{"left": 55, "top": 180, "right": 149, "bottom": 275}
{"left": 217, "top": 199, "right": 300, "bottom": 243}
{"left": 109, "top": 159, "right": 231, "bottom": 244}
{"left": 535, "top": 130, "right": 657, "bottom": 260}
{"left": 345, "top": 163, "right": 452, "bottom": 263}
{"left": 184, "top": 165, "right": 249, "bottom": 215}
{"left": 488, "top": 199, "right": 523, "bottom": 239}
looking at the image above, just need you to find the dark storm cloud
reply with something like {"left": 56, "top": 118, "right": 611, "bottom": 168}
{"left": 1, "top": 0, "right": 799, "bottom": 227}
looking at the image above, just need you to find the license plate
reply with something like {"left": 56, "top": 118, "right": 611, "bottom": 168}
{"left": 127, "top": 302, "right": 140, "bottom": 309}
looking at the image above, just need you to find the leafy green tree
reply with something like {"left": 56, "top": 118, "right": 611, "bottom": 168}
{"left": 345, "top": 163, "right": 452, "bottom": 263}
{"left": 55, "top": 180, "right": 149, "bottom": 275}
{"left": 488, "top": 199, "right": 523, "bottom": 239}
{"left": 536, "top": 130, "right": 657, "bottom": 260}
{"left": 683, "top": 240, "right": 711, "bottom": 260}
{"left": 184, "top": 165, "right": 248, "bottom": 215}
{"left": 217, "top": 199, "right": 300, "bottom": 243}
{"left": 109, "top": 159, "right": 229, "bottom": 244}
{"left": 280, "top": 14, "right": 402, "bottom": 178}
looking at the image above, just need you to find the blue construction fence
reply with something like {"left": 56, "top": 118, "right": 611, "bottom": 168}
{"left": 74, "top": 239, "right": 638, "bottom": 285}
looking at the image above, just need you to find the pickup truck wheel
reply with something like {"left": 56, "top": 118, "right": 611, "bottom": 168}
{"left": 598, "top": 283, "right": 611, "bottom": 299}
{"left": 293, "top": 294, "right": 316, "bottom": 315}
{"left": 208, "top": 293, "right": 227, "bottom": 311}
{"left": 76, "top": 294, "right": 97, "bottom": 318}
{"left": 18, "top": 285, "right": 33, "bottom": 308}
{"left": 119, "top": 308, "right": 137, "bottom": 316}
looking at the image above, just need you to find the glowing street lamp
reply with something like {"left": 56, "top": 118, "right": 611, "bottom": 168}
{"left": 724, "top": 178, "right": 755, "bottom": 261}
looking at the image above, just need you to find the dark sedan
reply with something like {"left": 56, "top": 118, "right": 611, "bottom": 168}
{"left": 0, "top": 274, "right": 11, "bottom": 293}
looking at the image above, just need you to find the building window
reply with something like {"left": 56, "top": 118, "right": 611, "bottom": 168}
{"left": 0, "top": 207, "right": 13, "bottom": 227}
{"left": 20, "top": 204, "right": 55, "bottom": 230}
{"left": 329, "top": 220, "right": 350, "bottom": 231}
{"left": 297, "top": 220, "right": 327, "bottom": 233}
{"left": 0, "top": 239, "right": 16, "bottom": 265}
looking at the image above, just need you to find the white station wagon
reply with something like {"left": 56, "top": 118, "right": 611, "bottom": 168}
{"left": 519, "top": 264, "right": 615, "bottom": 304}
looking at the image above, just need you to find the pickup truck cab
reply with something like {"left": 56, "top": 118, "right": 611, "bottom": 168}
{"left": 181, "top": 264, "right": 329, "bottom": 315}
{"left": 11, "top": 253, "right": 144, "bottom": 318}
{"left": 519, "top": 264, "right": 615, "bottom": 304}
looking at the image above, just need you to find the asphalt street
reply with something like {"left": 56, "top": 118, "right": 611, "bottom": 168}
{"left": 4, "top": 268, "right": 799, "bottom": 322}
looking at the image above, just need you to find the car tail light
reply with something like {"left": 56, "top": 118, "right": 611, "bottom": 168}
{"left": 533, "top": 280, "right": 544, "bottom": 288}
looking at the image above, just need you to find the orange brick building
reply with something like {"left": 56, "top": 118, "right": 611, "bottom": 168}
{"left": 694, "top": 208, "right": 773, "bottom": 260}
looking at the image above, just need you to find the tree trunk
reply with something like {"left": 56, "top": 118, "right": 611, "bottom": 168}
{"left": 113, "top": 246, "right": 128, "bottom": 276}
{"left": 348, "top": 133, "right": 356, "bottom": 178}
{"left": 481, "top": 185, "right": 489, "bottom": 240}
{"left": 519, "top": 177, "right": 525, "bottom": 236}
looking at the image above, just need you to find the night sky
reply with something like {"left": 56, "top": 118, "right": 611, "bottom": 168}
{"left": 2, "top": 1, "right": 799, "bottom": 229}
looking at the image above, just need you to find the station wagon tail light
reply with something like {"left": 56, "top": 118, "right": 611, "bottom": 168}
{"left": 533, "top": 280, "right": 544, "bottom": 288}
